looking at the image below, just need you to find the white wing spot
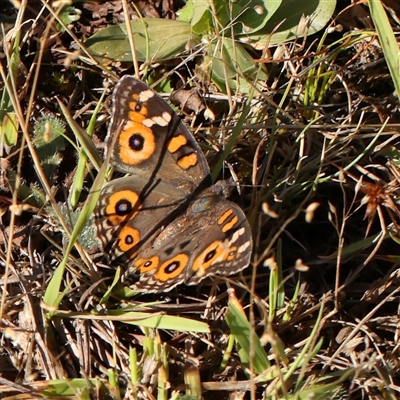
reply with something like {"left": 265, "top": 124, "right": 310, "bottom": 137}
{"left": 143, "top": 118, "right": 155, "bottom": 127}
{"left": 139, "top": 90, "right": 155, "bottom": 102}
{"left": 238, "top": 241, "right": 251, "bottom": 254}
{"left": 152, "top": 115, "right": 170, "bottom": 127}
{"left": 162, "top": 111, "right": 172, "bottom": 123}
{"left": 231, "top": 227, "right": 245, "bottom": 243}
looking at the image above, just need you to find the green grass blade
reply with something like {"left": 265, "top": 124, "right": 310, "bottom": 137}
{"left": 368, "top": 0, "right": 400, "bottom": 98}
{"left": 225, "top": 291, "right": 270, "bottom": 374}
{"left": 54, "top": 309, "right": 210, "bottom": 333}
{"left": 42, "top": 146, "right": 108, "bottom": 313}
{"left": 70, "top": 89, "right": 107, "bottom": 207}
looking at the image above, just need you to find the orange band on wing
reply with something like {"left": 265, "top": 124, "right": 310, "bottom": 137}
{"left": 221, "top": 215, "right": 238, "bottom": 233}
{"left": 218, "top": 209, "right": 234, "bottom": 225}
{"left": 168, "top": 135, "right": 187, "bottom": 153}
{"left": 177, "top": 153, "right": 198, "bottom": 170}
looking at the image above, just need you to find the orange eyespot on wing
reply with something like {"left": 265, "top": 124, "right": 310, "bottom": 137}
{"left": 155, "top": 254, "right": 189, "bottom": 281}
{"left": 117, "top": 226, "right": 141, "bottom": 253}
{"left": 128, "top": 101, "right": 147, "bottom": 121}
{"left": 193, "top": 241, "right": 226, "bottom": 273}
{"left": 119, "top": 124, "right": 156, "bottom": 165}
{"left": 105, "top": 190, "right": 141, "bottom": 225}
{"left": 134, "top": 256, "right": 160, "bottom": 273}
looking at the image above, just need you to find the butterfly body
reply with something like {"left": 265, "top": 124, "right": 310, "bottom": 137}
{"left": 95, "top": 76, "right": 252, "bottom": 293}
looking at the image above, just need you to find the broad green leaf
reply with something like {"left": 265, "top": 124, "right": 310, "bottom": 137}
{"left": 178, "top": 0, "right": 211, "bottom": 34}
{"left": 241, "top": 0, "right": 336, "bottom": 48}
{"left": 58, "top": 5, "right": 81, "bottom": 30}
{"left": 204, "top": 37, "right": 268, "bottom": 93}
{"left": 115, "top": 311, "right": 210, "bottom": 333}
{"left": 85, "top": 18, "right": 200, "bottom": 63}
{"left": 214, "top": 0, "right": 282, "bottom": 36}
{"left": 191, "top": 2, "right": 214, "bottom": 35}
{"left": 177, "top": 0, "right": 196, "bottom": 22}
{"left": 179, "top": 0, "right": 281, "bottom": 36}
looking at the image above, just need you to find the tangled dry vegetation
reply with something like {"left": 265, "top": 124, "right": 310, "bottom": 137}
{"left": 1, "top": 1, "right": 400, "bottom": 399}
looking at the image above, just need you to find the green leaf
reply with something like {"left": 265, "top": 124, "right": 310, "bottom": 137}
{"left": 214, "top": 0, "right": 282, "bottom": 35}
{"left": 192, "top": 9, "right": 214, "bottom": 35}
{"left": 85, "top": 18, "right": 200, "bottom": 63}
{"left": 180, "top": 0, "right": 214, "bottom": 35}
{"left": 241, "top": 0, "right": 336, "bottom": 47}
{"left": 58, "top": 5, "right": 81, "bottom": 30}
{"left": 177, "top": 0, "right": 195, "bottom": 22}
{"left": 204, "top": 37, "right": 268, "bottom": 93}
{"left": 57, "top": 99, "right": 102, "bottom": 171}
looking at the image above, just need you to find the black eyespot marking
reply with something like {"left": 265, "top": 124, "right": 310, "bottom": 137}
{"left": 129, "top": 133, "right": 144, "bottom": 151}
{"left": 165, "top": 261, "right": 180, "bottom": 274}
{"left": 125, "top": 235, "right": 134, "bottom": 245}
{"left": 116, "top": 199, "right": 133, "bottom": 216}
{"left": 144, "top": 261, "right": 153, "bottom": 267}
{"left": 205, "top": 250, "right": 216, "bottom": 262}
{"left": 135, "top": 103, "right": 141, "bottom": 112}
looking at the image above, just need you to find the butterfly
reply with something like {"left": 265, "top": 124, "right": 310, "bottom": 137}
{"left": 95, "top": 76, "right": 252, "bottom": 292}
